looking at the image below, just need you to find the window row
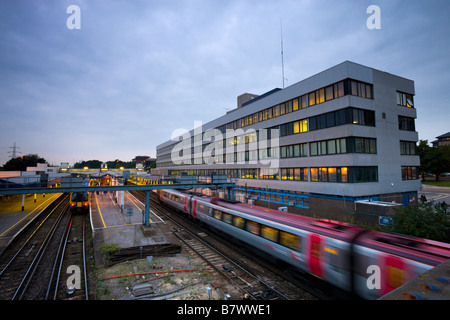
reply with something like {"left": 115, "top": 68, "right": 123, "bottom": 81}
{"left": 280, "top": 143, "right": 308, "bottom": 158}
{"left": 311, "top": 167, "right": 348, "bottom": 183}
{"left": 308, "top": 81, "right": 345, "bottom": 107}
{"left": 171, "top": 166, "right": 418, "bottom": 184}
{"left": 241, "top": 168, "right": 258, "bottom": 179}
{"left": 350, "top": 80, "right": 373, "bottom": 99}
{"left": 309, "top": 107, "right": 375, "bottom": 131}
{"left": 191, "top": 135, "right": 378, "bottom": 165}
{"left": 260, "top": 168, "right": 280, "bottom": 180}
{"left": 279, "top": 119, "right": 308, "bottom": 136}
{"left": 216, "top": 79, "right": 373, "bottom": 133}
{"left": 310, "top": 137, "right": 377, "bottom": 156}
{"left": 277, "top": 107, "right": 376, "bottom": 138}
{"left": 402, "top": 166, "right": 418, "bottom": 180}
{"left": 238, "top": 166, "right": 378, "bottom": 183}
{"left": 208, "top": 208, "right": 302, "bottom": 251}
{"left": 310, "top": 166, "right": 378, "bottom": 183}
{"left": 281, "top": 168, "right": 309, "bottom": 181}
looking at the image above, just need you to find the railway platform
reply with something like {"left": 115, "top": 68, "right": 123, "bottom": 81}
{"left": 90, "top": 191, "right": 181, "bottom": 267}
{"left": 0, "top": 193, "right": 62, "bottom": 256}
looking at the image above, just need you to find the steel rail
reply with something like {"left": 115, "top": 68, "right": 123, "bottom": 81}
{"left": 45, "top": 217, "right": 72, "bottom": 300}
{"left": 150, "top": 201, "right": 290, "bottom": 300}
{"left": 11, "top": 198, "right": 70, "bottom": 300}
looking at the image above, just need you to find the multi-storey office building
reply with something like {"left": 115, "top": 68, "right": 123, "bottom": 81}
{"left": 155, "top": 61, "right": 420, "bottom": 222}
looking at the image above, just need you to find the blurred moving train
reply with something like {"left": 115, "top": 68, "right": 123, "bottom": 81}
{"left": 156, "top": 189, "right": 450, "bottom": 299}
{"left": 69, "top": 192, "right": 90, "bottom": 213}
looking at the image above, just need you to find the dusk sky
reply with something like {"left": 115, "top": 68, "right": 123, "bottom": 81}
{"left": 1, "top": 0, "right": 449, "bottom": 167}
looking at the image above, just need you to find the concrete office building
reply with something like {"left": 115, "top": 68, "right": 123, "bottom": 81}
{"left": 154, "top": 61, "right": 420, "bottom": 223}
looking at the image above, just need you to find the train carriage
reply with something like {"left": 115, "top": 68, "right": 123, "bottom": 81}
{"left": 158, "top": 189, "right": 450, "bottom": 299}
{"left": 69, "top": 191, "right": 90, "bottom": 213}
{"left": 193, "top": 196, "right": 365, "bottom": 292}
{"left": 158, "top": 189, "right": 191, "bottom": 214}
{"left": 352, "top": 231, "right": 450, "bottom": 299}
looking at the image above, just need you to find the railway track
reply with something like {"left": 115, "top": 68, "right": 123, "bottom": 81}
{"left": 133, "top": 191, "right": 318, "bottom": 300}
{"left": 0, "top": 193, "right": 91, "bottom": 300}
{"left": 45, "top": 213, "right": 89, "bottom": 300}
{"left": 0, "top": 194, "right": 70, "bottom": 300}
{"left": 171, "top": 221, "right": 289, "bottom": 300}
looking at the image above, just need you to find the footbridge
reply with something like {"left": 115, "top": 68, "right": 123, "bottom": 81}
{"left": 0, "top": 174, "right": 235, "bottom": 227}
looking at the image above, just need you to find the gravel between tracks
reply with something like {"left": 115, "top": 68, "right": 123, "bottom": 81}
{"left": 94, "top": 250, "right": 243, "bottom": 300}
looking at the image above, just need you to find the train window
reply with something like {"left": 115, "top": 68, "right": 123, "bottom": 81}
{"left": 246, "top": 221, "right": 260, "bottom": 235}
{"left": 213, "top": 209, "right": 222, "bottom": 220}
{"left": 279, "top": 231, "right": 301, "bottom": 251}
{"left": 223, "top": 213, "right": 233, "bottom": 224}
{"left": 261, "top": 225, "right": 279, "bottom": 242}
{"left": 234, "top": 216, "right": 245, "bottom": 229}
{"left": 71, "top": 192, "right": 88, "bottom": 202}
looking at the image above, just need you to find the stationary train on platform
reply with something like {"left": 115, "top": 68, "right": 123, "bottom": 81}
{"left": 156, "top": 189, "right": 450, "bottom": 299}
{"left": 69, "top": 192, "right": 90, "bottom": 213}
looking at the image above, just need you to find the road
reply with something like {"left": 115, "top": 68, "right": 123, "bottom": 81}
{"left": 418, "top": 185, "right": 450, "bottom": 208}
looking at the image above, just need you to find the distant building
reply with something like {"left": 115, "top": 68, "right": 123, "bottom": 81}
{"left": 431, "top": 132, "right": 450, "bottom": 147}
{"left": 26, "top": 163, "right": 59, "bottom": 174}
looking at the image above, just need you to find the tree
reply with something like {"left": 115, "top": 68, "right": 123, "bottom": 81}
{"left": 73, "top": 160, "right": 103, "bottom": 169}
{"left": 417, "top": 140, "right": 450, "bottom": 181}
{"left": 417, "top": 140, "right": 430, "bottom": 180}
{"left": 389, "top": 202, "right": 450, "bottom": 242}
{"left": 105, "top": 159, "right": 135, "bottom": 169}
{"left": 2, "top": 154, "right": 47, "bottom": 171}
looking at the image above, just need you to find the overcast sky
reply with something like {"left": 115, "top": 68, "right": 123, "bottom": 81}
{"left": 1, "top": 0, "right": 449, "bottom": 167}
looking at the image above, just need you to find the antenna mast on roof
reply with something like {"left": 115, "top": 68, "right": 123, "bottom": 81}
{"left": 280, "top": 18, "right": 286, "bottom": 89}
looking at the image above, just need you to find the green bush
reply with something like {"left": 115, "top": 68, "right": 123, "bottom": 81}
{"left": 389, "top": 202, "right": 450, "bottom": 242}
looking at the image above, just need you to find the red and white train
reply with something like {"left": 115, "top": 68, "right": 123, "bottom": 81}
{"left": 156, "top": 189, "right": 450, "bottom": 299}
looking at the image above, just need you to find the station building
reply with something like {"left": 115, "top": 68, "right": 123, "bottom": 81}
{"left": 153, "top": 61, "right": 420, "bottom": 223}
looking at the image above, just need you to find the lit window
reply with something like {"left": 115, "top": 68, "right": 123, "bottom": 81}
{"left": 300, "top": 119, "right": 308, "bottom": 133}
{"left": 293, "top": 98, "right": 299, "bottom": 111}
{"left": 246, "top": 221, "right": 260, "bottom": 235}
{"left": 293, "top": 121, "right": 300, "bottom": 134}
{"left": 341, "top": 167, "right": 348, "bottom": 182}
{"left": 234, "top": 216, "right": 245, "bottom": 228}
{"left": 280, "top": 231, "right": 301, "bottom": 251}
{"left": 318, "top": 88, "right": 325, "bottom": 104}
{"left": 396, "top": 91, "right": 414, "bottom": 108}
{"left": 311, "top": 168, "right": 319, "bottom": 181}
{"left": 309, "top": 92, "right": 316, "bottom": 106}
{"left": 261, "top": 225, "right": 279, "bottom": 242}
{"left": 328, "top": 167, "right": 337, "bottom": 182}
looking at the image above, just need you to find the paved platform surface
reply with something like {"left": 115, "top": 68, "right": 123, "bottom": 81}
{"left": 0, "top": 191, "right": 180, "bottom": 266}
{"left": 380, "top": 259, "right": 450, "bottom": 300}
{"left": 90, "top": 191, "right": 179, "bottom": 267}
{"left": 0, "top": 193, "right": 62, "bottom": 256}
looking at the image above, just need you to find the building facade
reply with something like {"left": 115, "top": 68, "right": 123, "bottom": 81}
{"left": 154, "top": 61, "right": 420, "bottom": 222}
{"left": 432, "top": 132, "right": 450, "bottom": 147}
